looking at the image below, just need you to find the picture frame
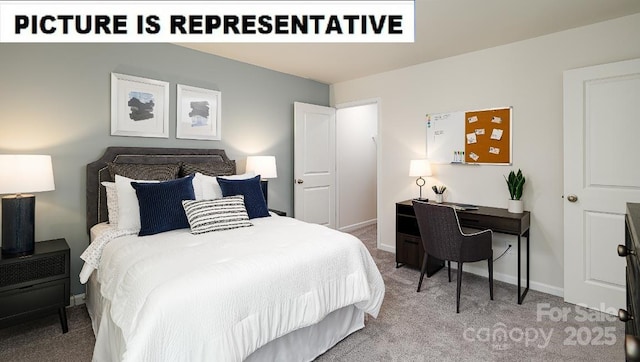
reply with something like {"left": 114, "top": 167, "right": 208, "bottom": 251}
{"left": 111, "top": 73, "right": 169, "bottom": 138}
{"left": 176, "top": 84, "right": 222, "bottom": 140}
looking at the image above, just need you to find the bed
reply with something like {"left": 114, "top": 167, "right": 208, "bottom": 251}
{"left": 80, "top": 147, "right": 385, "bottom": 362}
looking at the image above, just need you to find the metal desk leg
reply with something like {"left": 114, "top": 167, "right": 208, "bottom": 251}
{"left": 526, "top": 230, "right": 530, "bottom": 293}
{"left": 517, "top": 234, "right": 521, "bottom": 304}
{"left": 517, "top": 230, "right": 530, "bottom": 304}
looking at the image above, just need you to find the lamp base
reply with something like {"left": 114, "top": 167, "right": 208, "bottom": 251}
{"left": 2, "top": 195, "right": 36, "bottom": 257}
{"left": 413, "top": 197, "right": 429, "bottom": 202}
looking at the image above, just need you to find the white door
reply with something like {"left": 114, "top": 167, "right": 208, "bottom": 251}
{"left": 293, "top": 102, "right": 336, "bottom": 228}
{"left": 563, "top": 58, "right": 640, "bottom": 313}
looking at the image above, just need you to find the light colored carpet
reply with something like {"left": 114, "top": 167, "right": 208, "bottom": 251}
{"left": 316, "top": 224, "right": 624, "bottom": 361}
{"left": 0, "top": 224, "right": 625, "bottom": 361}
{"left": 0, "top": 306, "right": 94, "bottom": 361}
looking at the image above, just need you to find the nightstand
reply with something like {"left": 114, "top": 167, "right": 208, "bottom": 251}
{"left": 0, "top": 238, "right": 70, "bottom": 333}
{"left": 269, "top": 209, "right": 287, "bottom": 217}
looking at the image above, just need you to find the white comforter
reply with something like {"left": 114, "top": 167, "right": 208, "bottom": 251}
{"left": 91, "top": 216, "right": 385, "bottom": 362}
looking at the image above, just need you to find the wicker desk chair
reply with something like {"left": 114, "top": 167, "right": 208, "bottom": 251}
{"left": 412, "top": 201, "right": 494, "bottom": 313}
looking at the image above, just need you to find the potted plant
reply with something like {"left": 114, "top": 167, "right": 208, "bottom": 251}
{"left": 504, "top": 169, "right": 525, "bottom": 213}
{"left": 432, "top": 185, "right": 446, "bottom": 203}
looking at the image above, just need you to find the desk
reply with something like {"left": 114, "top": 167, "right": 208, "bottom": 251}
{"left": 396, "top": 200, "right": 531, "bottom": 304}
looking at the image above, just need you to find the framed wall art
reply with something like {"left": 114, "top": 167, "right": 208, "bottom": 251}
{"left": 111, "top": 73, "right": 169, "bottom": 138}
{"left": 176, "top": 84, "right": 221, "bottom": 140}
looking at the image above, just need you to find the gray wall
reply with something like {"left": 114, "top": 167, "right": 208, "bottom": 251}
{"left": 0, "top": 43, "right": 329, "bottom": 295}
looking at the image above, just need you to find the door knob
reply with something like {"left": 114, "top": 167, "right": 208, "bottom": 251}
{"left": 295, "top": 179, "right": 304, "bottom": 184}
{"left": 618, "top": 244, "right": 636, "bottom": 257}
{"left": 567, "top": 194, "right": 578, "bottom": 202}
{"left": 619, "top": 309, "right": 634, "bottom": 322}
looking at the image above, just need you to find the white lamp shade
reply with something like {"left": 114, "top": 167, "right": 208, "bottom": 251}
{"left": 409, "top": 159, "right": 433, "bottom": 177}
{"left": 246, "top": 156, "right": 277, "bottom": 179}
{"left": 0, "top": 155, "right": 55, "bottom": 194}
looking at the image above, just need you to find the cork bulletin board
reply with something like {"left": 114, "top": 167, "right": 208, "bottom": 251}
{"left": 426, "top": 107, "right": 512, "bottom": 165}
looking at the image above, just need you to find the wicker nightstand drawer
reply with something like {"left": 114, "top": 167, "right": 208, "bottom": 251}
{"left": 0, "top": 253, "right": 66, "bottom": 289}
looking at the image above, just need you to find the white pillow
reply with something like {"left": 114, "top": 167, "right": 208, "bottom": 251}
{"left": 115, "top": 175, "right": 158, "bottom": 231}
{"left": 192, "top": 173, "right": 222, "bottom": 200}
{"left": 193, "top": 172, "right": 255, "bottom": 201}
{"left": 101, "top": 181, "right": 118, "bottom": 226}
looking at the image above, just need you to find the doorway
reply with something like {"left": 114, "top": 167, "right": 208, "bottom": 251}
{"left": 336, "top": 101, "right": 379, "bottom": 232}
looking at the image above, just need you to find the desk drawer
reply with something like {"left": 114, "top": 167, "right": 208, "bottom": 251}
{"left": 396, "top": 233, "right": 423, "bottom": 269}
{"left": 458, "top": 213, "right": 521, "bottom": 234}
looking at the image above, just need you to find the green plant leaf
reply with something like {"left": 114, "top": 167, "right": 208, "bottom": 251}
{"left": 505, "top": 169, "right": 525, "bottom": 200}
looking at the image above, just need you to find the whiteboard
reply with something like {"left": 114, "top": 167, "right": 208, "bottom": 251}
{"left": 426, "top": 112, "right": 465, "bottom": 164}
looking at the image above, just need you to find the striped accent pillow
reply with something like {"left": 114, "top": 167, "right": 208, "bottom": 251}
{"left": 182, "top": 196, "right": 253, "bottom": 234}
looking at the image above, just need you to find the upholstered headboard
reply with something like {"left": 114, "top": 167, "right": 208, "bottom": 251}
{"left": 86, "top": 147, "right": 236, "bottom": 233}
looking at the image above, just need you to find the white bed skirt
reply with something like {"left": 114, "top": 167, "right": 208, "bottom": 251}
{"left": 86, "top": 274, "right": 364, "bottom": 361}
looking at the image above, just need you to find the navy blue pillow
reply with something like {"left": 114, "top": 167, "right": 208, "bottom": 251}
{"left": 217, "top": 175, "right": 270, "bottom": 219}
{"left": 131, "top": 175, "right": 195, "bottom": 236}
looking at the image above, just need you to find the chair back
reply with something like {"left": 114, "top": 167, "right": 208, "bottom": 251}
{"left": 412, "top": 201, "right": 464, "bottom": 262}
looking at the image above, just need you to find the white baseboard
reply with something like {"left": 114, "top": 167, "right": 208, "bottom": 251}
{"left": 378, "top": 244, "right": 395, "bottom": 253}
{"left": 70, "top": 293, "right": 86, "bottom": 307}
{"left": 339, "top": 219, "right": 377, "bottom": 233}
{"left": 373, "top": 247, "right": 564, "bottom": 297}
{"left": 451, "top": 262, "right": 564, "bottom": 297}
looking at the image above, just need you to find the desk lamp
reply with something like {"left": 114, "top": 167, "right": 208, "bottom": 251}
{"left": 0, "top": 155, "right": 55, "bottom": 256}
{"left": 409, "top": 159, "right": 432, "bottom": 201}
{"left": 245, "top": 156, "right": 277, "bottom": 204}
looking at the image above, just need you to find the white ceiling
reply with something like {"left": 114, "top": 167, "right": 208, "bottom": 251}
{"left": 177, "top": 0, "right": 640, "bottom": 84}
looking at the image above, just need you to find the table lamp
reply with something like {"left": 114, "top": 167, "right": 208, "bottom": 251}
{"left": 0, "top": 155, "right": 55, "bottom": 256}
{"left": 409, "top": 159, "right": 432, "bottom": 201}
{"left": 245, "top": 156, "right": 277, "bottom": 204}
